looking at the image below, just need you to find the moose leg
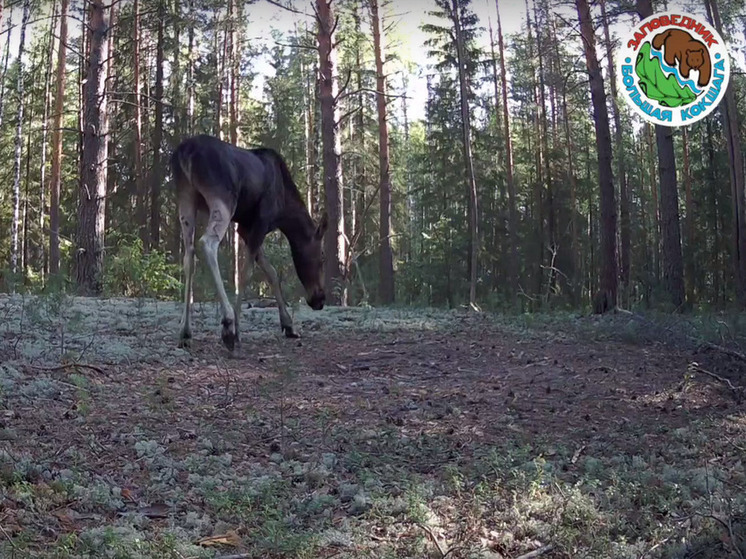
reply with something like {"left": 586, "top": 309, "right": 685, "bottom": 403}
{"left": 178, "top": 199, "right": 197, "bottom": 348}
{"left": 256, "top": 248, "right": 300, "bottom": 338}
{"left": 200, "top": 203, "right": 238, "bottom": 351}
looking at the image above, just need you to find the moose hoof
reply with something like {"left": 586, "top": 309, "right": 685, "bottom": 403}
{"left": 178, "top": 330, "right": 192, "bottom": 349}
{"left": 221, "top": 319, "right": 237, "bottom": 351}
{"left": 283, "top": 326, "right": 301, "bottom": 339}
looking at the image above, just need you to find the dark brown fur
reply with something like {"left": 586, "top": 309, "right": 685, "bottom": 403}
{"left": 652, "top": 29, "right": 711, "bottom": 87}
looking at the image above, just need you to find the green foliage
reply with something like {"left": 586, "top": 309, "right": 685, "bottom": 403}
{"left": 635, "top": 42, "right": 697, "bottom": 107}
{"left": 103, "top": 235, "right": 181, "bottom": 299}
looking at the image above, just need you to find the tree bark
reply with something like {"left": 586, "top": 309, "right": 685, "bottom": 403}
{"left": 600, "top": 0, "right": 630, "bottom": 307}
{"left": 576, "top": 0, "right": 617, "bottom": 311}
{"left": 451, "top": 0, "right": 479, "bottom": 307}
{"left": 0, "top": 10, "right": 11, "bottom": 132}
{"left": 133, "top": 0, "right": 146, "bottom": 246}
{"left": 49, "top": 0, "right": 68, "bottom": 275}
{"left": 75, "top": 0, "right": 109, "bottom": 295}
{"left": 317, "top": 0, "right": 347, "bottom": 306}
{"left": 637, "top": 0, "right": 684, "bottom": 310}
{"left": 11, "top": 0, "right": 30, "bottom": 278}
{"left": 149, "top": 0, "right": 165, "bottom": 249}
{"left": 187, "top": 0, "right": 195, "bottom": 135}
{"left": 682, "top": 127, "right": 695, "bottom": 304}
{"left": 495, "top": 0, "right": 518, "bottom": 299}
{"left": 705, "top": 0, "right": 746, "bottom": 306}
{"left": 370, "top": 0, "right": 394, "bottom": 304}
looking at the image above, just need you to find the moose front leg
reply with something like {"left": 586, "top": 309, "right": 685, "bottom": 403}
{"left": 200, "top": 204, "right": 238, "bottom": 351}
{"left": 256, "top": 248, "right": 300, "bottom": 338}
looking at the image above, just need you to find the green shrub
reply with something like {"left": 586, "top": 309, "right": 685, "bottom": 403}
{"left": 104, "top": 235, "right": 181, "bottom": 299}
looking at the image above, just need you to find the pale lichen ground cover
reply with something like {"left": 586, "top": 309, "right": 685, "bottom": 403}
{"left": 0, "top": 295, "right": 745, "bottom": 558}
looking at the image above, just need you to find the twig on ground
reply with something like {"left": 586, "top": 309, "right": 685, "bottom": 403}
{"left": 418, "top": 523, "right": 450, "bottom": 558}
{"left": 0, "top": 520, "right": 17, "bottom": 549}
{"left": 214, "top": 554, "right": 251, "bottom": 559}
{"left": 689, "top": 362, "right": 745, "bottom": 397}
{"left": 514, "top": 544, "right": 554, "bottom": 559}
{"left": 30, "top": 362, "right": 105, "bottom": 375}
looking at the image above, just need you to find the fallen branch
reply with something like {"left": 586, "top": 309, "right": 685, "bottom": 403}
{"left": 30, "top": 362, "right": 105, "bottom": 375}
{"left": 418, "top": 523, "right": 450, "bottom": 558}
{"left": 214, "top": 555, "right": 251, "bottom": 559}
{"left": 689, "top": 362, "right": 745, "bottom": 398}
{"left": 514, "top": 544, "right": 554, "bottom": 559}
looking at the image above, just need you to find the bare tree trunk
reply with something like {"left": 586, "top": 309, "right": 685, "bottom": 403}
{"left": 133, "top": 0, "right": 147, "bottom": 246}
{"left": 451, "top": 0, "right": 479, "bottom": 307}
{"left": 187, "top": 0, "right": 195, "bottom": 135}
{"left": 370, "top": 0, "right": 394, "bottom": 304}
{"left": 495, "top": 0, "right": 517, "bottom": 298}
{"left": 600, "top": 0, "right": 630, "bottom": 307}
{"left": 317, "top": 0, "right": 347, "bottom": 306}
{"left": 576, "top": 0, "right": 617, "bottom": 312}
{"left": 75, "top": 0, "right": 109, "bottom": 295}
{"left": 149, "top": 0, "right": 165, "bottom": 249}
{"left": 228, "top": 0, "right": 243, "bottom": 310}
{"left": 682, "top": 127, "right": 695, "bottom": 304}
{"left": 562, "top": 86, "right": 579, "bottom": 305}
{"left": 706, "top": 0, "right": 746, "bottom": 306}
{"left": 49, "top": 0, "right": 68, "bottom": 276}
{"left": 11, "top": 0, "right": 30, "bottom": 278}
{"left": 636, "top": 0, "right": 685, "bottom": 310}
{"left": 0, "top": 11, "right": 11, "bottom": 132}
{"left": 39, "top": 0, "right": 57, "bottom": 279}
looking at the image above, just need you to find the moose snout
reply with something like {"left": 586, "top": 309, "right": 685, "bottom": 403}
{"left": 308, "top": 291, "right": 325, "bottom": 310}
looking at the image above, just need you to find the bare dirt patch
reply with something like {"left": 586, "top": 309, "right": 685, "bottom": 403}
{"left": 1, "top": 297, "right": 745, "bottom": 558}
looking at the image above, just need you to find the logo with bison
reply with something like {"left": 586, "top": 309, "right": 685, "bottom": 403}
{"left": 618, "top": 12, "right": 729, "bottom": 127}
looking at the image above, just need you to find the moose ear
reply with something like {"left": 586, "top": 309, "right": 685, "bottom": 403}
{"left": 315, "top": 213, "right": 329, "bottom": 240}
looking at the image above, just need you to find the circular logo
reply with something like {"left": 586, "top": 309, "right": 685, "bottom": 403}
{"left": 618, "top": 12, "right": 730, "bottom": 127}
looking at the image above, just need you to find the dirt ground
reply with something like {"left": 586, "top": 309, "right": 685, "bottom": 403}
{"left": 0, "top": 295, "right": 745, "bottom": 558}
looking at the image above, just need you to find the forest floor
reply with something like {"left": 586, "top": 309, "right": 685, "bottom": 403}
{"left": 0, "top": 294, "right": 745, "bottom": 559}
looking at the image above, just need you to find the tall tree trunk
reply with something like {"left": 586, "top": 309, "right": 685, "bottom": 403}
{"left": 228, "top": 0, "right": 243, "bottom": 310}
{"left": 532, "top": 0, "right": 554, "bottom": 297}
{"left": 576, "top": 0, "right": 617, "bottom": 312}
{"left": 600, "top": 0, "right": 630, "bottom": 307}
{"left": 646, "top": 124, "right": 660, "bottom": 284}
{"left": 451, "top": 0, "right": 479, "bottom": 307}
{"left": 682, "top": 128, "right": 695, "bottom": 304}
{"left": 495, "top": 0, "right": 518, "bottom": 299}
{"left": 75, "top": 0, "right": 109, "bottom": 295}
{"left": 0, "top": 10, "right": 11, "bottom": 131}
{"left": 49, "top": 0, "right": 68, "bottom": 276}
{"left": 133, "top": 0, "right": 146, "bottom": 246}
{"left": 39, "top": 0, "right": 57, "bottom": 278}
{"left": 187, "top": 0, "right": 195, "bottom": 135}
{"left": 149, "top": 0, "right": 165, "bottom": 249}
{"left": 705, "top": 0, "right": 746, "bottom": 306}
{"left": 562, "top": 86, "right": 579, "bottom": 305}
{"left": 636, "top": 0, "right": 685, "bottom": 310}
{"left": 317, "top": 0, "right": 347, "bottom": 306}
{"left": 11, "top": 0, "right": 30, "bottom": 278}
{"left": 370, "top": 0, "right": 394, "bottom": 304}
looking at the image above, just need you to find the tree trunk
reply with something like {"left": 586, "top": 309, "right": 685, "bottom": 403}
{"left": 39, "top": 0, "right": 57, "bottom": 278}
{"left": 576, "top": 0, "right": 617, "bottom": 312}
{"left": 562, "top": 86, "right": 579, "bottom": 305}
{"left": 149, "top": 0, "right": 165, "bottom": 249}
{"left": 705, "top": 0, "right": 746, "bottom": 306}
{"left": 11, "top": 0, "right": 30, "bottom": 278}
{"left": 682, "top": 127, "right": 695, "bottom": 304}
{"left": 49, "top": 0, "right": 68, "bottom": 276}
{"left": 370, "top": 0, "right": 394, "bottom": 304}
{"left": 133, "top": 0, "right": 146, "bottom": 246}
{"left": 495, "top": 0, "right": 518, "bottom": 299}
{"left": 451, "top": 0, "right": 479, "bottom": 307}
{"left": 187, "top": 0, "right": 195, "bottom": 135}
{"left": 600, "top": 0, "right": 630, "bottom": 307}
{"left": 317, "top": 0, "right": 347, "bottom": 306}
{"left": 0, "top": 10, "right": 11, "bottom": 132}
{"left": 75, "top": 0, "right": 109, "bottom": 295}
{"left": 228, "top": 0, "right": 243, "bottom": 309}
{"left": 636, "top": 0, "right": 685, "bottom": 310}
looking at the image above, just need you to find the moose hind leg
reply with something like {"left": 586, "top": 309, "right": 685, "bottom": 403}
{"left": 178, "top": 199, "right": 197, "bottom": 348}
{"left": 256, "top": 248, "right": 299, "bottom": 338}
{"left": 200, "top": 202, "right": 238, "bottom": 350}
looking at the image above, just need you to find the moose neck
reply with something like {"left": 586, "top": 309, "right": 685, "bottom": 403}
{"left": 278, "top": 194, "right": 316, "bottom": 257}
